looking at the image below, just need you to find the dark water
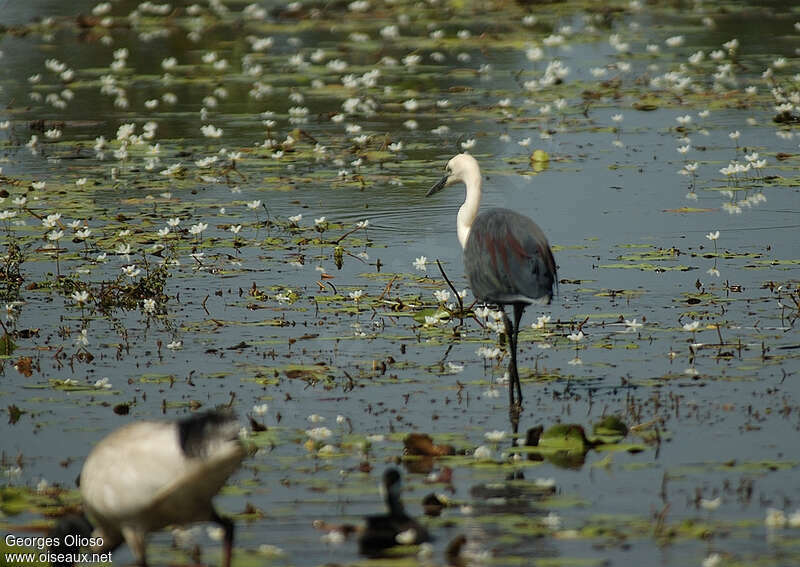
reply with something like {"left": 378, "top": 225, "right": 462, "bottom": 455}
{"left": 1, "top": 0, "right": 799, "bottom": 566}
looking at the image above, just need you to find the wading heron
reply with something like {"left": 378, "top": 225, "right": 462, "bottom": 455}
{"left": 50, "top": 409, "right": 246, "bottom": 567}
{"left": 359, "top": 468, "right": 430, "bottom": 556}
{"left": 427, "top": 153, "right": 557, "bottom": 410}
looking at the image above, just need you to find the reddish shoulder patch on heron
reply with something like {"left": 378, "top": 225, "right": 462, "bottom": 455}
{"left": 506, "top": 232, "right": 529, "bottom": 261}
{"left": 479, "top": 232, "right": 503, "bottom": 273}
{"left": 483, "top": 229, "right": 526, "bottom": 279}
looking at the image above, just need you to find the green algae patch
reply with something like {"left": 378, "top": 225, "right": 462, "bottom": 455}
{"left": 592, "top": 415, "right": 628, "bottom": 444}
{"left": 599, "top": 262, "right": 695, "bottom": 272}
{"left": 538, "top": 424, "right": 592, "bottom": 452}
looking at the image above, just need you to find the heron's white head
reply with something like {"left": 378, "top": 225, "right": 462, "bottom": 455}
{"left": 426, "top": 153, "right": 481, "bottom": 197}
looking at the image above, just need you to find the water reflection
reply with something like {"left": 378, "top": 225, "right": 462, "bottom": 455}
{"left": 2, "top": 0, "right": 799, "bottom": 566}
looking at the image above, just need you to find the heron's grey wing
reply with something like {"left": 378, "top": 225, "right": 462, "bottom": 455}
{"left": 464, "top": 208, "right": 556, "bottom": 305}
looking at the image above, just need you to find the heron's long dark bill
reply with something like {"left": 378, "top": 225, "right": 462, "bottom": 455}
{"left": 426, "top": 174, "right": 448, "bottom": 197}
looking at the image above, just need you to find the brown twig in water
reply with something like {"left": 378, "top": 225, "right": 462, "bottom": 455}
{"left": 436, "top": 259, "right": 463, "bottom": 312}
{"left": 378, "top": 275, "right": 398, "bottom": 301}
{"left": 334, "top": 226, "right": 362, "bottom": 244}
{"left": 24, "top": 207, "right": 44, "bottom": 221}
{"left": 344, "top": 250, "right": 367, "bottom": 264}
{"left": 297, "top": 129, "right": 319, "bottom": 145}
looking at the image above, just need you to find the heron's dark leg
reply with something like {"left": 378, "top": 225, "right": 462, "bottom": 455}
{"left": 501, "top": 307, "right": 516, "bottom": 408}
{"left": 512, "top": 303, "right": 526, "bottom": 404}
{"left": 500, "top": 305, "right": 514, "bottom": 409}
{"left": 211, "top": 508, "right": 235, "bottom": 567}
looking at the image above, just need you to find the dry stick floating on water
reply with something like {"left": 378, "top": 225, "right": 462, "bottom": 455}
{"left": 378, "top": 275, "right": 398, "bottom": 301}
{"left": 435, "top": 259, "right": 486, "bottom": 329}
{"left": 436, "top": 259, "right": 463, "bottom": 312}
{"left": 296, "top": 129, "right": 319, "bottom": 145}
{"left": 334, "top": 225, "right": 364, "bottom": 244}
{"left": 222, "top": 162, "right": 246, "bottom": 183}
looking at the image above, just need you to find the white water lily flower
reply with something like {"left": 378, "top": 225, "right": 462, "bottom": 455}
{"left": 189, "top": 222, "right": 208, "bottom": 235}
{"left": 43, "top": 213, "right": 61, "bottom": 227}
{"left": 433, "top": 290, "right": 450, "bottom": 303}
{"left": 71, "top": 290, "right": 89, "bottom": 304}
{"left": 484, "top": 430, "right": 506, "bottom": 442}
{"left": 765, "top": 508, "right": 787, "bottom": 528}
{"left": 624, "top": 319, "right": 643, "bottom": 329}
{"left": 121, "top": 265, "right": 141, "bottom": 278}
{"left": 201, "top": 124, "right": 223, "bottom": 138}
{"left": 446, "top": 362, "right": 464, "bottom": 374}
{"left": 700, "top": 497, "right": 721, "bottom": 510}
{"left": 473, "top": 445, "right": 493, "bottom": 461}
{"left": 476, "top": 346, "right": 501, "bottom": 360}
{"left": 532, "top": 315, "right": 551, "bottom": 329}
{"left": 665, "top": 35, "right": 684, "bottom": 47}
{"left": 542, "top": 512, "right": 562, "bottom": 529}
{"left": 306, "top": 427, "right": 332, "bottom": 442}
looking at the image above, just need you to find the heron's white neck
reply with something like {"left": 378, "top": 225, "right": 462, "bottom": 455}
{"left": 456, "top": 169, "right": 482, "bottom": 249}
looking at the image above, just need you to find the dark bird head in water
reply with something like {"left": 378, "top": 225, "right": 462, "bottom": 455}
{"left": 48, "top": 513, "right": 94, "bottom": 567}
{"left": 359, "top": 468, "right": 431, "bottom": 557}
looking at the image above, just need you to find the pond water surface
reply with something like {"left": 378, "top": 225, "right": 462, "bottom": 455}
{"left": 1, "top": 0, "right": 799, "bottom": 566}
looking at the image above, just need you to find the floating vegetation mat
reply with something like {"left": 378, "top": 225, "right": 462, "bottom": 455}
{"left": 0, "top": 0, "right": 798, "bottom": 565}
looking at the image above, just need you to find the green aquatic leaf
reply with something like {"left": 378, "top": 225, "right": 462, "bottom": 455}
{"left": 600, "top": 262, "right": 694, "bottom": 272}
{"left": 592, "top": 415, "right": 628, "bottom": 444}
{"left": 0, "top": 333, "right": 16, "bottom": 356}
{"left": 538, "top": 424, "right": 591, "bottom": 451}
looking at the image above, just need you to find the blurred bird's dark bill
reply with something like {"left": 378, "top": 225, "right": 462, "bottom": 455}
{"left": 426, "top": 175, "right": 448, "bottom": 197}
